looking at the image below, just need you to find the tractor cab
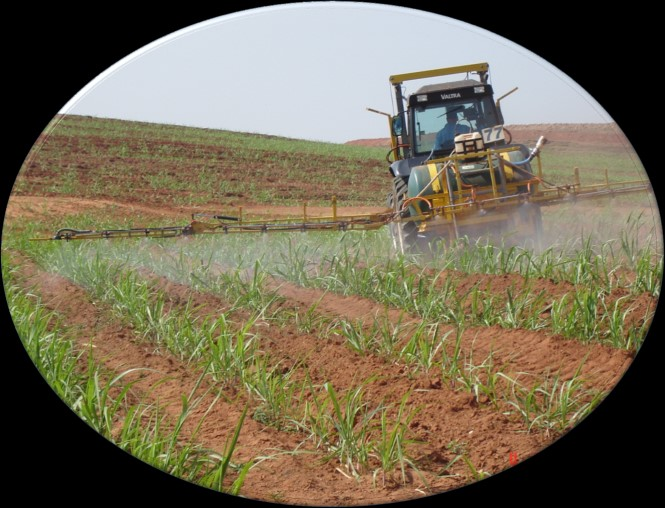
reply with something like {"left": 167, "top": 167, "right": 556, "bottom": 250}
{"left": 384, "top": 63, "right": 541, "bottom": 251}
{"left": 409, "top": 80, "right": 501, "bottom": 156}
{"left": 387, "top": 63, "right": 514, "bottom": 179}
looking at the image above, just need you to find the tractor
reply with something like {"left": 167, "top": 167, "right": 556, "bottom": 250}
{"left": 381, "top": 63, "right": 545, "bottom": 253}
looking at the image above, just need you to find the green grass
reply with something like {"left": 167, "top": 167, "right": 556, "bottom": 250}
{"left": 537, "top": 147, "right": 646, "bottom": 184}
{"left": 243, "top": 356, "right": 303, "bottom": 431}
{"left": 372, "top": 393, "right": 423, "bottom": 487}
{"left": 505, "top": 365, "right": 604, "bottom": 433}
{"left": 297, "top": 379, "right": 423, "bottom": 484}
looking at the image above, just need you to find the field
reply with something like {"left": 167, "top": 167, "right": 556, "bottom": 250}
{"left": 4, "top": 115, "right": 661, "bottom": 505}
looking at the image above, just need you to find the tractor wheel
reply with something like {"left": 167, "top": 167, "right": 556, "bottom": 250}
{"left": 387, "top": 176, "right": 419, "bottom": 253}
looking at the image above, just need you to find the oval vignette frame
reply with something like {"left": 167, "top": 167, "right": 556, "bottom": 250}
{"left": 5, "top": 3, "right": 661, "bottom": 505}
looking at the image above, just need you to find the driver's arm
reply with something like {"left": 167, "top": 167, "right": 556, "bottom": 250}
{"left": 434, "top": 128, "right": 445, "bottom": 150}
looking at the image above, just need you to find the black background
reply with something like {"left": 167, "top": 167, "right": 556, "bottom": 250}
{"left": 5, "top": 3, "right": 660, "bottom": 505}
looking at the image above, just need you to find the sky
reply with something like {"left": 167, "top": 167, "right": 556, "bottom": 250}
{"left": 59, "top": 2, "right": 615, "bottom": 144}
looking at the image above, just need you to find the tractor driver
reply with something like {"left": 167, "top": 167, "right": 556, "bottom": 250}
{"left": 434, "top": 111, "right": 470, "bottom": 151}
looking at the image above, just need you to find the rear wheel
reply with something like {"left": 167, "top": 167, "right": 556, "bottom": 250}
{"left": 387, "top": 176, "right": 419, "bottom": 253}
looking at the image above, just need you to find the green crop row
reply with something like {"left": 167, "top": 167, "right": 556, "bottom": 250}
{"left": 327, "top": 315, "right": 604, "bottom": 434}
{"left": 270, "top": 234, "right": 657, "bottom": 350}
{"left": 18, "top": 212, "right": 659, "bottom": 352}
{"left": 3, "top": 259, "right": 250, "bottom": 494}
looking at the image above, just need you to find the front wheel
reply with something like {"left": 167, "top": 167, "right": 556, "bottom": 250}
{"left": 386, "top": 176, "right": 419, "bottom": 254}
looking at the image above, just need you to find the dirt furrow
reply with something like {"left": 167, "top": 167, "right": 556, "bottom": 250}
{"left": 144, "top": 266, "right": 633, "bottom": 414}
{"left": 137, "top": 269, "right": 607, "bottom": 497}
{"left": 268, "top": 277, "right": 634, "bottom": 391}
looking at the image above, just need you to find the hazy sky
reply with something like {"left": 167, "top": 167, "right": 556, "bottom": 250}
{"left": 62, "top": 3, "right": 613, "bottom": 144}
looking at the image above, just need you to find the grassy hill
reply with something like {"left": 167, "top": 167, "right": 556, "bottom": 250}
{"left": 13, "top": 115, "right": 649, "bottom": 213}
{"left": 14, "top": 115, "right": 390, "bottom": 209}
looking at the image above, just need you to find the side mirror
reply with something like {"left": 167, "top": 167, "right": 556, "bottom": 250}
{"left": 391, "top": 116, "right": 403, "bottom": 137}
{"left": 495, "top": 87, "right": 518, "bottom": 126}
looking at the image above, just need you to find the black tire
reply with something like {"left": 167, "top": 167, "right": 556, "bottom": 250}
{"left": 386, "top": 176, "right": 419, "bottom": 253}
